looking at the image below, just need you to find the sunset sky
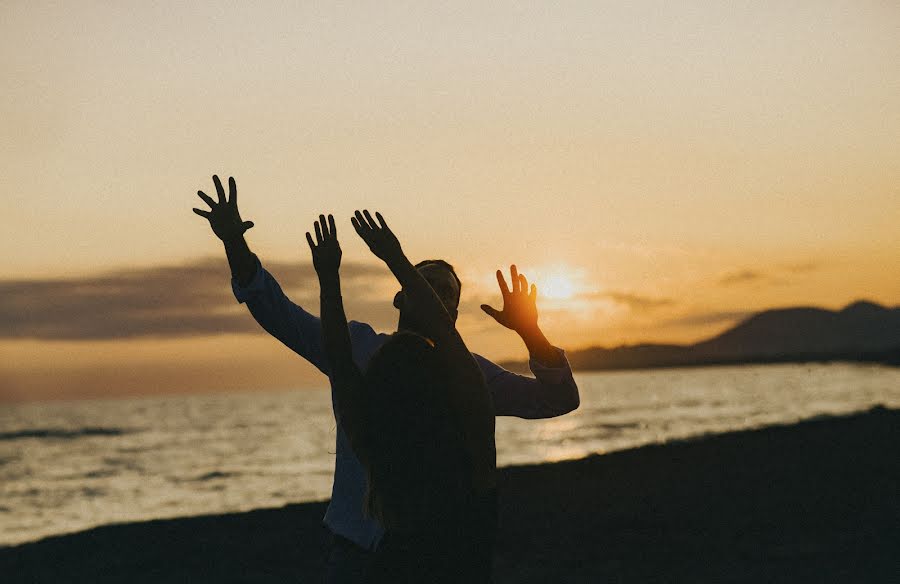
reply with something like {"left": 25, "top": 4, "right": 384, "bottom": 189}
{"left": 2, "top": 1, "right": 898, "bottom": 401}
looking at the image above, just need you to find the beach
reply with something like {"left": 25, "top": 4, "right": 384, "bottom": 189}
{"left": 3, "top": 405, "right": 897, "bottom": 582}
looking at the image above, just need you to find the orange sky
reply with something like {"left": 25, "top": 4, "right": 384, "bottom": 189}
{"left": 2, "top": 2, "right": 899, "bottom": 401}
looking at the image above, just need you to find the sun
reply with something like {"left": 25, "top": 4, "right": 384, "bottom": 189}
{"left": 539, "top": 270, "right": 577, "bottom": 300}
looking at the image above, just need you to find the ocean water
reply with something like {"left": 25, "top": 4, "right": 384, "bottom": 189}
{"left": 1, "top": 363, "right": 898, "bottom": 546}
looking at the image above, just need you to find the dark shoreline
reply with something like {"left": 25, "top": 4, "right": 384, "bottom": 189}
{"left": 3, "top": 407, "right": 898, "bottom": 583}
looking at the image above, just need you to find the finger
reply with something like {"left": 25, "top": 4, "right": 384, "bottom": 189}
{"left": 319, "top": 214, "right": 327, "bottom": 238}
{"left": 228, "top": 177, "right": 237, "bottom": 206}
{"left": 196, "top": 191, "right": 216, "bottom": 208}
{"left": 496, "top": 270, "right": 511, "bottom": 297}
{"left": 315, "top": 220, "right": 323, "bottom": 244}
{"left": 242, "top": 221, "right": 254, "bottom": 231}
{"left": 328, "top": 214, "right": 336, "bottom": 238}
{"left": 356, "top": 211, "right": 374, "bottom": 237}
{"left": 351, "top": 216, "right": 368, "bottom": 239}
{"left": 530, "top": 283, "right": 537, "bottom": 302}
{"left": 354, "top": 211, "right": 367, "bottom": 232}
{"left": 351, "top": 216, "right": 363, "bottom": 236}
{"left": 374, "top": 211, "right": 388, "bottom": 230}
{"left": 519, "top": 274, "right": 528, "bottom": 294}
{"left": 510, "top": 265, "right": 519, "bottom": 293}
{"left": 305, "top": 232, "right": 315, "bottom": 251}
{"left": 480, "top": 304, "right": 501, "bottom": 320}
{"left": 213, "top": 175, "right": 226, "bottom": 204}
{"left": 363, "top": 210, "right": 376, "bottom": 230}
{"left": 192, "top": 208, "right": 211, "bottom": 218}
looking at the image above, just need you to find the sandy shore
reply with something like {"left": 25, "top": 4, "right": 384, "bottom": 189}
{"left": 3, "top": 406, "right": 898, "bottom": 583}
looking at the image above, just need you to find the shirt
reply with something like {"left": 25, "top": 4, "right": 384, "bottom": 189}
{"left": 231, "top": 256, "right": 580, "bottom": 549}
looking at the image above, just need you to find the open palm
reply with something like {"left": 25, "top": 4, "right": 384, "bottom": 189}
{"left": 192, "top": 175, "right": 254, "bottom": 242}
{"left": 306, "top": 214, "right": 342, "bottom": 275}
{"left": 481, "top": 265, "right": 539, "bottom": 333}
{"left": 351, "top": 210, "right": 403, "bottom": 264}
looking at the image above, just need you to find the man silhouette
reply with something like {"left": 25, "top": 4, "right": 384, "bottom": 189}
{"left": 193, "top": 175, "right": 580, "bottom": 582}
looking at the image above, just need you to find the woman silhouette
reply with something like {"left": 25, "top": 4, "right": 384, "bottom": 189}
{"left": 307, "top": 211, "right": 497, "bottom": 583}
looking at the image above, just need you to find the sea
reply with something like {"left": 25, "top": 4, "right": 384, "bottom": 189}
{"left": 2, "top": 363, "right": 898, "bottom": 547}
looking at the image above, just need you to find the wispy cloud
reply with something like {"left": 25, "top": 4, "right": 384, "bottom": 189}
{"left": 575, "top": 290, "right": 674, "bottom": 311}
{"left": 782, "top": 261, "right": 822, "bottom": 274}
{"left": 718, "top": 270, "right": 764, "bottom": 286}
{"left": 0, "top": 258, "right": 392, "bottom": 341}
{"left": 601, "top": 291, "right": 674, "bottom": 310}
{"left": 665, "top": 310, "right": 753, "bottom": 327}
{"left": 718, "top": 261, "right": 823, "bottom": 287}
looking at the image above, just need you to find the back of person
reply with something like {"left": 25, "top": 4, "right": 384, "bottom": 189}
{"left": 305, "top": 211, "right": 500, "bottom": 582}
{"left": 362, "top": 333, "right": 497, "bottom": 583}
{"left": 367, "top": 487, "right": 497, "bottom": 583}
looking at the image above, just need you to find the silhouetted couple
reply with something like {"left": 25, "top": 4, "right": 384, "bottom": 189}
{"left": 193, "top": 175, "right": 580, "bottom": 583}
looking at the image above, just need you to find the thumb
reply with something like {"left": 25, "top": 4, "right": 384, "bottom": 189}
{"left": 242, "top": 221, "right": 255, "bottom": 231}
{"left": 480, "top": 304, "right": 502, "bottom": 320}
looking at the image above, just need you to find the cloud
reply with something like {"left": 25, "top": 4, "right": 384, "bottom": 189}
{"left": 0, "top": 257, "right": 393, "bottom": 341}
{"left": 718, "top": 270, "right": 765, "bottom": 286}
{"left": 665, "top": 310, "right": 753, "bottom": 327}
{"left": 718, "top": 262, "right": 823, "bottom": 287}
{"left": 600, "top": 291, "right": 674, "bottom": 310}
{"left": 0, "top": 259, "right": 685, "bottom": 341}
{"left": 573, "top": 290, "right": 674, "bottom": 311}
{"left": 782, "top": 261, "right": 821, "bottom": 274}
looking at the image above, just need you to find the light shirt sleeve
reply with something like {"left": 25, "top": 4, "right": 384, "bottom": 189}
{"left": 230, "top": 255, "right": 324, "bottom": 374}
{"left": 474, "top": 347, "right": 580, "bottom": 419}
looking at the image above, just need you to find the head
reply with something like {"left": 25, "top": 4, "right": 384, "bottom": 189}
{"left": 394, "top": 259, "right": 462, "bottom": 332}
{"left": 362, "top": 331, "right": 470, "bottom": 529}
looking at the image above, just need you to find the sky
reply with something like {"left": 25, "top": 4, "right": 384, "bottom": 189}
{"left": 2, "top": 1, "right": 899, "bottom": 401}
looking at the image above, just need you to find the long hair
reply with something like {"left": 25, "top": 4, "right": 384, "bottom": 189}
{"left": 362, "top": 331, "right": 471, "bottom": 530}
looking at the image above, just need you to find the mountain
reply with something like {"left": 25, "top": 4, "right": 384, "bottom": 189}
{"left": 501, "top": 300, "right": 900, "bottom": 372}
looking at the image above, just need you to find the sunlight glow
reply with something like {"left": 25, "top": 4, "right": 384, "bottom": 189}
{"left": 541, "top": 273, "right": 576, "bottom": 300}
{"left": 530, "top": 265, "right": 586, "bottom": 301}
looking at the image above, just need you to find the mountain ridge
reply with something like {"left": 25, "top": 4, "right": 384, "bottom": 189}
{"left": 500, "top": 300, "right": 900, "bottom": 372}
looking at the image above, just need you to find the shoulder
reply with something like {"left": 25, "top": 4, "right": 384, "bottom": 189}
{"left": 471, "top": 353, "right": 506, "bottom": 377}
{"left": 348, "top": 320, "right": 375, "bottom": 332}
{"left": 348, "top": 321, "right": 391, "bottom": 351}
{"left": 348, "top": 320, "right": 379, "bottom": 340}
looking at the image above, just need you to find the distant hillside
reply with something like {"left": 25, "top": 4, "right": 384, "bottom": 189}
{"left": 501, "top": 300, "right": 900, "bottom": 373}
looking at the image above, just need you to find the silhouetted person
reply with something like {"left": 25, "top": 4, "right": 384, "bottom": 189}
{"left": 308, "top": 211, "right": 496, "bottom": 582}
{"left": 192, "top": 175, "right": 579, "bottom": 582}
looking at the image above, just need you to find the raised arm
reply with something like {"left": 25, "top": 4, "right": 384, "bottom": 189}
{"left": 479, "top": 265, "right": 580, "bottom": 418}
{"left": 192, "top": 174, "right": 257, "bottom": 285}
{"left": 306, "top": 214, "right": 370, "bottom": 465}
{"left": 351, "top": 211, "right": 455, "bottom": 343}
{"left": 480, "top": 265, "right": 563, "bottom": 368}
{"left": 351, "top": 210, "right": 495, "bottom": 488}
{"left": 193, "top": 174, "right": 343, "bottom": 374}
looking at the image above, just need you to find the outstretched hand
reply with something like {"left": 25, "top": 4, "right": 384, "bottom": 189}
{"left": 306, "top": 214, "right": 341, "bottom": 277}
{"left": 351, "top": 210, "right": 404, "bottom": 265}
{"left": 192, "top": 175, "right": 255, "bottom": 242}
{"left": 481, "top": 265, "right": 539, "bottom": 333}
